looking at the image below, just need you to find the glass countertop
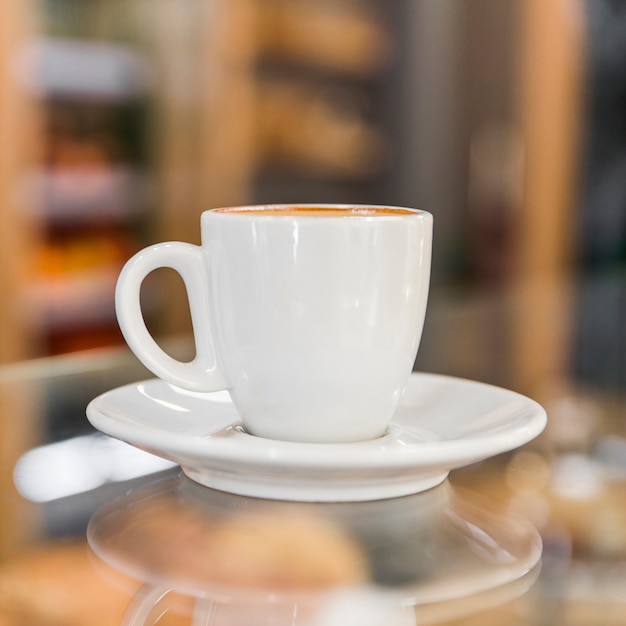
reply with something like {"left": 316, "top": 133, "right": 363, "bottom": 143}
{"left": 0, "top": 328, "right": 625, "bottom": 625}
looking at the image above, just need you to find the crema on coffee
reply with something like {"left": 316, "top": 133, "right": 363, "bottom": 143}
{"left": 212, "top": 206, "right": 418, "bottom": 217}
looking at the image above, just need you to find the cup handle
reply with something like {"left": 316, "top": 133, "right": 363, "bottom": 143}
{"left": 115, "top": 242, "right": 228, "bottom": 392}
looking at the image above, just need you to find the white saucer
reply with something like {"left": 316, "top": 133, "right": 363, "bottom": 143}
{"left": 87, "top": 373, "right": 546, "bottom": 501}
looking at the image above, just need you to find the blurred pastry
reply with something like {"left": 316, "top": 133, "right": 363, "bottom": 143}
{"left": 96, "top": 494, "right": 369, "bottom": 592}
{"left": 257, "top": 0, "right": 392, "bottom": 76}
{"left": 0, "top": 541, "right": 137, "bottom": 626}
{"left": 256, "top": 81, "right": 386, "bottom": 178}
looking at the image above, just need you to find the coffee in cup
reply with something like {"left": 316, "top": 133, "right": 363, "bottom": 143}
{"left": 115, "top": 204, "right": 432, "bottom": 443}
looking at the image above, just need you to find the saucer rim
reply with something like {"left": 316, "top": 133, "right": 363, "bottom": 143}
{"left": 87, "top": 372, "right": 547, "bottom": 472}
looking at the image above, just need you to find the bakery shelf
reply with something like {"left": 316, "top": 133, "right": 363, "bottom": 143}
{"left": 21, "top": 166, "right": 151, "bottom": 224}
{"left": 18, "top": 37, "right": 152, "bottom": 101}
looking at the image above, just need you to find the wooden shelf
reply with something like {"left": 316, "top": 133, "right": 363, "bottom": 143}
{"left": 511, "top": 0, "right": 585, "bottom": 398}
{"left": 0, "top": 0, "right": 41, "bottom": 364}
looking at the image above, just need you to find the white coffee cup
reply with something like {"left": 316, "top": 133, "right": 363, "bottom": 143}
{"left": 115, "top": 204, "right": 432, "bottom": 443}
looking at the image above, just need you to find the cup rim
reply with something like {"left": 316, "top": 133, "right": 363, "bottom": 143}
{"left": 202, "top": 204, "right": 431, "bottom": 220}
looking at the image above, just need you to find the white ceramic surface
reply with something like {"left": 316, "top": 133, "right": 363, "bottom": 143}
{"left": 87, "top": 372, "right": 547, "bottom": 502}
{"left": 115, "top": 205, "right": 432, "bottom": 443}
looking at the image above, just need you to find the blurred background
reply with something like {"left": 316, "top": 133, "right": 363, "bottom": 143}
{"left": 3, "top": 0, "right": 623, "bottom": 402}
{"left": 1, "top": 0, "right": 626, "bottom": 624}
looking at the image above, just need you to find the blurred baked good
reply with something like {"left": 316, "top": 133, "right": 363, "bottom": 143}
{"left": 257, "top": 0, "right": 391, "bottom": 76}
{"left": 96, "top": 495, "right": 369, "bottom": 592}
{"left": 0, "top": 541, "right": 137, "bottom": 626}
{"left": 256, "top": 81, "right": 386, "bottom": 178}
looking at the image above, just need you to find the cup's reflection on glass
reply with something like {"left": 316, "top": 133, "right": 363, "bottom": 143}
{"left": 87, "top": 474, "right": 542, "bottom": 625}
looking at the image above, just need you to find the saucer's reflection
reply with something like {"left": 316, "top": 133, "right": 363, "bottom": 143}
{"left": 87, "top": 473, "right": 541, "bottom": 625}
